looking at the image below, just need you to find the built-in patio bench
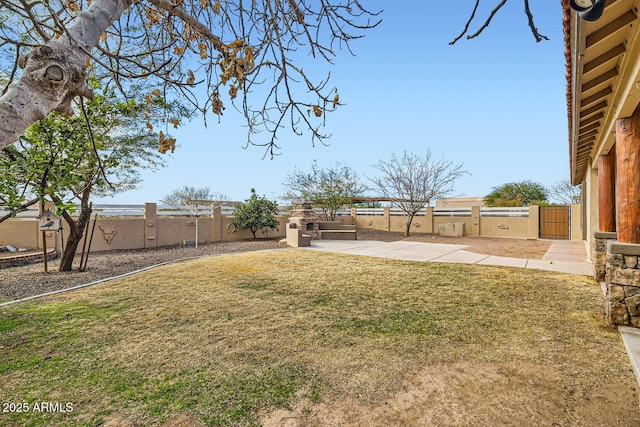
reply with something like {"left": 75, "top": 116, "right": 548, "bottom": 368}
{"left": 316, "top": 221, "right": 357, "bottom": 240}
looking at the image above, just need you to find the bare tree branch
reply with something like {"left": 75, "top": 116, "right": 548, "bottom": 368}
{"left": 523, "top": 0, "right": 549, "bottom": 42}
{"left": 450, "top": 0, "right": 480, "bottom": 45}
{"left": 450, "top": 0, "right": 548, "bottom": 45}
{"left": 0, "top": 0, "right": 381, "bottom": 157}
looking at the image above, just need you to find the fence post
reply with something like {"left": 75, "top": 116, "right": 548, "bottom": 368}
{"left": 425, "top": 207, "right": 434, "bottom": 234}
{"left": 351, "top": 207, "right": 357, "bottom": 226}
{"left": 144, "top": 203, "right": 158, "bottom": 248}
{"left": 384, "top": 207, "right": 390, "bottom": 231}
{"left": 528, "top": 205, "right": 539, "bottom": 240}
{"left": 213, "top": 206, "right": 222, "bottom": 242}
{"left": 471, "top": 206, "right": 481, "bottom": 236}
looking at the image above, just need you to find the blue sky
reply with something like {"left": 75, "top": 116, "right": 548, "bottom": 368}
{"left": 95, "top": 1, "right": 569, "bottom": 205}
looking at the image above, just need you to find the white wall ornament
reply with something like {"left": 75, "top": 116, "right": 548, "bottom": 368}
{"left": 98, "top": 225, "right": 118, "bottom": 244}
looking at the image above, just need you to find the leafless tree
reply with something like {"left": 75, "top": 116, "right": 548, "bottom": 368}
{"left": 283, "top": 161, "right": 367, "bottom": 221}
{"left": 548, "top": 179, "right": 582, "bottom": 205}
{"left": 0, "top": 1, "right": 381, "bottom": 156}
{"left": 161, "top": 186, "right": 228, "bottom": 210}
{"left": 368, "top": 150, "right": 468, "bottom": 237}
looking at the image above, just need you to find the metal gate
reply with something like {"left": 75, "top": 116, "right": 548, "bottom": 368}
{"left": 539, "top": 206, "right": 570, "bottom": 239}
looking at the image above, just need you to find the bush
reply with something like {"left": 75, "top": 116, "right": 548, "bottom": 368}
{"left": 231, "top": 189, "right": 279, "bottom": 240}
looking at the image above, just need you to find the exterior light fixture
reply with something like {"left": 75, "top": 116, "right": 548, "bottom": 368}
{"left": 569, "top": 0, "right": 607, "bottom": 21}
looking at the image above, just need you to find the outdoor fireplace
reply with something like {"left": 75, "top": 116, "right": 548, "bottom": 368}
{"left": 288, "top": 200, "right": 320, "bottom": 240}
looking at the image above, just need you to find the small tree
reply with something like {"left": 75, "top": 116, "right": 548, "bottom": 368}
{"left": 0, "top": 84, "right": 168, "bottom": 271}
{"left": 484, "top": 181, "right": 548, "bottom": 207}
{"left": 548, "top": 179, "right": 582, "bottom": 205}
{"left": 231, "top": 189, "right": 279, "bottom": 240}
{"left": 283, "top": 161, "right": 366, "bottom": 221}
{"left": 368, "top": 150, "right": 468, "bottom": 237}
{"left": 161, "top": 186, "right": 229, "bottom": 248}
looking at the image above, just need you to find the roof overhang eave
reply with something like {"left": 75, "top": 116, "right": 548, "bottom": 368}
{"left": 570, "top": 11, "right": 584, "bottom": 186}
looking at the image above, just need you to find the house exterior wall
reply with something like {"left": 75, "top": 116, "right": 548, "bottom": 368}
{"left": 570, "top": 204, "right": 582, "bottom": 242}
{"left": 586, "top": 166, "right": 599, "bottom": 261}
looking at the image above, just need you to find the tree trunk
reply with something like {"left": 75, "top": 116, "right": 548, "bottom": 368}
{"left": 0, "top": 0, "right": 131, "bottom": 150}
{"left": 404, "top": 216, "right": 414, "bottom": 237}
{"left": 54, "top": 188, "right": 93, "bottom": 271}
{"left": 59, "top": 207, "right": 92, "bottom": 271}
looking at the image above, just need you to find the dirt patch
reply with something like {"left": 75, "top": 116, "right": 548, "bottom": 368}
{"left": 262, "top": 362, "right": 639, "bottom": 427}
{"left": 356, "top": 229, "right": 552, "bottom": 259}
{"left": 102, "top": 413, "right": 205, "bottom": 427}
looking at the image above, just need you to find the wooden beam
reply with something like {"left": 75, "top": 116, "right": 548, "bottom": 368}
{"left": 579, "top": 107, "right": 605, "bottom": 122}
{"left": 586, "top": 11, "right": 636, "bottom": 48}
{"left": 577, "top": 145, "right": 595, "bottom": 155}
{"left": 598, "top": 148, "right": 616, "bottom": 232}
{"left": 615, "top": 106, "right": 640, "bottom": 243}
{"left": 583, "top": 44, "right": 625, "bottom": 74}
{"left": 579, "top": 129, "right": 599, "bottom": 140}
{"left": 581, "top": 67, "right": 618, "bottom": 92}
{"left": 581, "top": 87, "right": 613, "bottom": 107}
{"left": 577, "top": 138, "right": 595, "bottom": 148}
{"left": 579, "top": 121, "right": 601, "bottom": 135}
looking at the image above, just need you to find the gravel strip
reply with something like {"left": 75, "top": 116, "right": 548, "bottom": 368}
{"left": 0, "top": 240, "right": 286, "bottom": 302}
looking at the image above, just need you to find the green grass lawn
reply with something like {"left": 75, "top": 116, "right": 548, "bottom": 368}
{"left": 0, "top": 249, "right": 636, "bottom": 426}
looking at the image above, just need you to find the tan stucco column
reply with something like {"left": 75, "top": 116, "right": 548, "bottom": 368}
{"left": 471, "top": 206, "right": 480, "bottom": 236}
{"left": 615, "top": 107, "right": 640, "bottom": 244}
{"left": 213, "top": 206, "right": 222, "bottom": 242}
{"left": 528, "top": 205, "right": 539, "bottom": 240}
{"left": 384, "top": 207, "right": 390, "bottom": 231}
{"left": 598, "top": 148, "right": 616, "bottom": 232}
{"left": 144, "top": 203, "right": 157, "bottom": 248}
{"left": 425, "top": 207, "right": 434, "bottom": 234}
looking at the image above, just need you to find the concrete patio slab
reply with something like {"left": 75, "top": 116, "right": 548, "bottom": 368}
{"left": 429, "top": 250, "right": 489, "bottom": 264}
{"left": 304, "top": 239, "right": 593, "bottom": 276}
{"left": 525, "top": 259, "right": 593, "bottom": 275}
{"left": 619, "top": 327, "right": 640, "bottom": 388}
{"left": 542, "top": 240, "right": 588, "bottom": 263}
{"left": 476, "top": 255, "right": 529, "bottom": 268}
{"left": 305, "top": 240, "right": 469, "bottom": 262}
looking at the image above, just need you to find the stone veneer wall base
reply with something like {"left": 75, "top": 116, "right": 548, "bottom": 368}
{"left": 594, "top": 232, "right": 617, "bottom": 282}
{"left": 606, "top": 241, "right": 640, "bottom": 327}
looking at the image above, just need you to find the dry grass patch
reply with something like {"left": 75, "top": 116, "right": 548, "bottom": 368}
{"left": 0, "top": 250, "right": 637, "bottom": 426}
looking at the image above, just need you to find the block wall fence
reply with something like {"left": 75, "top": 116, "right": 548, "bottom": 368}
{"left": 350, "top": 205, "right": 581, "bottom": 242}
{"left": 0, "top": 204, "right": 289, "bottom": 254}
{"left": 0, "top": 203, "right": 582, "bottom": 254}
